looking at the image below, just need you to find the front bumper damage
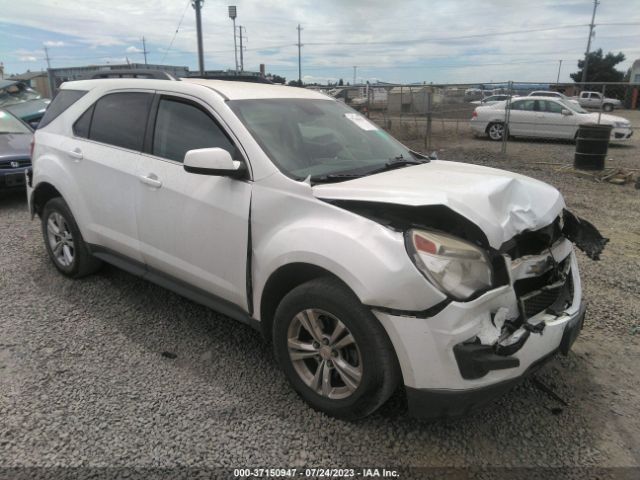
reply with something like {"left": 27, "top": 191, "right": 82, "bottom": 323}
{"left": 374, "top": 210, "right": 606, "bottom": 419}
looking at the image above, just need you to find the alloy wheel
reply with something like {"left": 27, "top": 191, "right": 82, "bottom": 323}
{"left": 46, "top": 211, "right": 75, "bottom": 268}
{"left": 287, "top": 309, "right": 363, "bottom": 400}
{"left": 488, "top": 123, "right": 504, "bottom": 140}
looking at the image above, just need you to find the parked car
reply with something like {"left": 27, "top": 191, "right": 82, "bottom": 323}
{"left": 471, "top": 97, "right": 632, "bottom": 141}
{"left": 527, "top": 91, "right": 580, "bottom": 107}
{"left": 0, "top": 80, "right": 51, "bottom": 128}
{"left": 0, "top": 109, "right": 33, "bottom": 191}
{"left": 573, "top": 91, "right": 622, "bottom": 112}
{"left": 27, "top": 79, "right": 606, "bottom": 419}
{"left": 471, "top": 95, "right": 515, "bottom": 106}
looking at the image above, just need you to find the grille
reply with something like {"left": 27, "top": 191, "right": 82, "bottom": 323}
{"left": 0, "top": 159, "right": 31, "bottom": 169}
{"left": 515, "top": 258, "right": 573, "bottom": 318}
{"left": 521, "top": 284, "right": 563, "bottom": 318}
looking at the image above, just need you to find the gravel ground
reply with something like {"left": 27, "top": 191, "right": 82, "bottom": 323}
{"left": 1, "top": 125, "right": 639, "bottom": 478}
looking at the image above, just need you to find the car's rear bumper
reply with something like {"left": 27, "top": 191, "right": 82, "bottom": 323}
{"left": 0, "top": 166, "right": 30, "bottom": 189}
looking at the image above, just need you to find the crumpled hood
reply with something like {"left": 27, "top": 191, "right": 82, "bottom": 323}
{"left": 312, "top": 160, "right": 565, "bottom": 248}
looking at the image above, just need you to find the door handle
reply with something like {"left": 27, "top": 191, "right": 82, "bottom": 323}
{"left": 139, "top": 174, "right": 162, "bottom": 188}
{"left": 68, "top": 148, "right": 83, "bottom": 161}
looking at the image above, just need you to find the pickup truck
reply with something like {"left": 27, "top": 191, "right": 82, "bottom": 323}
{"left": 574, "top": 91, "right": 622, "bottom": 112}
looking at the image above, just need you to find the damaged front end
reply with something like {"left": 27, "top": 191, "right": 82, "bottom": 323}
{"left": 330, "top": 199, "right": 607, "bottom": 383}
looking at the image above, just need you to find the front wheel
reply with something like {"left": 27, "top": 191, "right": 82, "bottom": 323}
{"left": 273, "top": 277, "right": 400, "bottom": 419}
{"left": 487, "top": 122, "right": 506, "bottom": 141}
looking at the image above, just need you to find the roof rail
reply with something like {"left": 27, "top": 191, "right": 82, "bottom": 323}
{"left": 188, "top": 74, "right": 274, "bottom": 84}
{"left": 85, "top": 69, "right": 179, "bottom": 81}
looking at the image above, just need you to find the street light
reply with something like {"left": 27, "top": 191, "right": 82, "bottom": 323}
{"left": 228, "top": 6, "right": 238, "bottom": 73}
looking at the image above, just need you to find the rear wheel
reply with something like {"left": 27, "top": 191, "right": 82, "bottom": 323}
{"left": 273, "top": 277, "right": 400, "bottom": 419}
{"left": 603, "top": 103, "right": 614, "bottom": 112}
{"left": 41, "top": 197, "right": 102, "bottom": 278}
{"left": 487, "top": 122, "right": 506, "bottom": 141}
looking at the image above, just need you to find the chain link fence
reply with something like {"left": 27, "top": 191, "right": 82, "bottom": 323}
{"left": 309, "top": 81, "right": 639, "bottom": 170}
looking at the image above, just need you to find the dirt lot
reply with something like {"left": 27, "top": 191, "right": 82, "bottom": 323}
{"left": 1, "top": 116, "right": 639, "bottom": 478}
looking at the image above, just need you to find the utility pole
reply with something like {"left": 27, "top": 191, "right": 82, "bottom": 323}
{"left": 580, "top": 0, "right": 599, "bottom": 84}
{"left": 556, "top": 59, "right": 562, "bottom": 85}
{"left": 44, "top": 45, "right": 54, "bottom": 97}
{"left": 43, "top": 46, "right": 51, "bottom": 69}
{"left": 238, "top": 26, "right": 244, "bottom": 72}
{"left": 192, "top": 0, "right": 205, "bottom": 76}
{"left": 297, "top": 24, "right": 303, "bottom": 85}
{"left": 353, "top": 66, "right": 357, "bottom": 85}
{"left": 142, "top": 36, "right": 148, "bottom": 65}
{"left": 229, "top": 6, "right": 238, "bottom": 73}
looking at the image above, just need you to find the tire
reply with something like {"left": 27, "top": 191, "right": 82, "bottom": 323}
{"left": 41, "top": 197, "right": 102, "bottom": 278}
{"left": 486, "top": 122, "right": 506, "bottom": 141}
{"left": 273, "top": 277, "right": 401, "bottom": 420}
{"left": 603, "top": 103, "right": 614, "bottom": 112}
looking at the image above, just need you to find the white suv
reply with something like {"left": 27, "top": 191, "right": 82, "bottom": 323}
{"left": 27, "top": 78, "right": 607, "bottom": 419}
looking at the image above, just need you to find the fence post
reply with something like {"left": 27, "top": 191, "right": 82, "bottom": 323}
{"left": 425, "top": 87, "right": 433, "bottom": 151}
{"left": 597, "top": 84, "right": 605, "bottom": 124}
{"left": 501, "top": 80, "right": 513, "bottom": 155}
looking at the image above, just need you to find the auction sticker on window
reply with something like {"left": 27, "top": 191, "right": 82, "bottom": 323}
{"left": 344, "top": 113, "right": 378, "bottom": 131}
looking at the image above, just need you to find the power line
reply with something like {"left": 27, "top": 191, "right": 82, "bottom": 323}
{"left": 160, "top": 0, "right": 191, "bottom": 64}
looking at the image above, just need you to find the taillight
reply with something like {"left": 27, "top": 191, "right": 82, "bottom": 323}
{"left": 30, "top": 138, "right": 35, "bottom": 159}
{"left": 471, "top": 110, "right": 478, "bottom": 119}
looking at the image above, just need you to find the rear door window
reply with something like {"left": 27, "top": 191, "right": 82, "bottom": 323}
{"left": 38, "top": 89, "right": 87, "bottom": 129}
{"left": 89, "top": 92, "right": 153, "bottom": 151}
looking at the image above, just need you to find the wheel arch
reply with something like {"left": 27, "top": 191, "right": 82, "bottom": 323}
{"left": 259, "top": 262, "right": 354, "bottom": 342}
{"left": 32, "top": 182, "right": 63, "bottom": 217}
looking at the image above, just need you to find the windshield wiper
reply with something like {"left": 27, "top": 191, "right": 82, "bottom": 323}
{"left": 310, "top": 155, "right": 428, "bottom": 184}
{"left": 310, "top": 172, "right": 366, "bottom": 184}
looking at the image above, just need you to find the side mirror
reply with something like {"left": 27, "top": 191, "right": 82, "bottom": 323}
{"left": 561, "top": 109, "right": 572, "bottom": 116}
{"left": 183, "top": 148, "right": 246, "bottom": 178}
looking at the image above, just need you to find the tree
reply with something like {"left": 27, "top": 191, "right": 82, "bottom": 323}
{"left": 570, "top": 49, "right": 626, "bottom": 83}
{"left": 287, "top": 79, "right": 303, "bottom": 87}
{"left": 338, "top": 78, "right": 344, "bottom": 86}
{"left": 267, "top": 73, "right": 286, "bottom": 84}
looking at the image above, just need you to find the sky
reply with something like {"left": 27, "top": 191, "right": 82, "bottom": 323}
{"left": 2, "top": 0, "right": 640, "bottom": 85}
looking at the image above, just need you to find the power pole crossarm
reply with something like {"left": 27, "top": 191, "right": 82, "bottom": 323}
{"left": 581, "top": 0, "right": 599, "bottom": 84}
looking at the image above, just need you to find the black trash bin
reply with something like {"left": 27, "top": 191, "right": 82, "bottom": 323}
{"left": 574, "top": 123, "right": 612, "bottom": 171}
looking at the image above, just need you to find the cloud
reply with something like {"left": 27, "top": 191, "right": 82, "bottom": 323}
{"left": 2, "top": 0, "right": 640, "bottom": 82}
{"left": 19, "top": 56, "right": 38, "bottom": 62}
{"left": 43, "top": 40, "right": 65, "bottom": 47}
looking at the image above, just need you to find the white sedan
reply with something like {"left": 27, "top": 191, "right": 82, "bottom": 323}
{"left": 470, "top": 97, "right": 633, "bottom": 142}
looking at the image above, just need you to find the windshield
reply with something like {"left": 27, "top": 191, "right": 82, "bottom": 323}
{"left": 0, "top": 110, "right": 32, "bottom": 134}
{"left": 0, "top": 83, "right": 42, "bottom": 107}
{"left": 559, "top": 99, "right": 588, "bottom": 114}
{"left": 229, "top": 98, "right": 416, "bottom": 180}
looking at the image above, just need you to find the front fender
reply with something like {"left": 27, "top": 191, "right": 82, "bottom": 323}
{"left": 251, "top": 181, "right": 446, "bottom": 318}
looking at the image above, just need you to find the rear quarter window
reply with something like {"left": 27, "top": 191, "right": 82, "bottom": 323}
{"left": 38, "top": 89, "right": 87, "bottom": 129}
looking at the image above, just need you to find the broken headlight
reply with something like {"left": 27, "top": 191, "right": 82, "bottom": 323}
{"left": 405, "top": 229, "right": 493, "bottom": 301}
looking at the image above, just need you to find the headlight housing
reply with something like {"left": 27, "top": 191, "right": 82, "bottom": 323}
{"left": 405, "top": 229, "right": 493, "bottom": 301}
{"left": 613, "top": 121, "right": 630, "bottom": 128}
